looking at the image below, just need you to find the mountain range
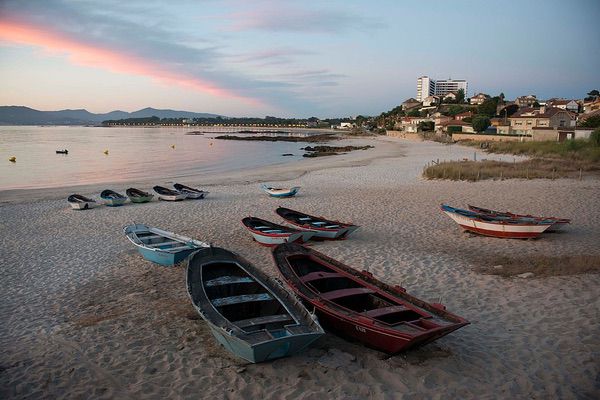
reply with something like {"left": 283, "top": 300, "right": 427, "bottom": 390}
{"left": 0, "top": 106, "right": 221, "bottom": 125}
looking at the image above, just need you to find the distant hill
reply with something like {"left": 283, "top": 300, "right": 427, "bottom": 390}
{"left": 0, "top": 106, "right": 221, "bottom": 125}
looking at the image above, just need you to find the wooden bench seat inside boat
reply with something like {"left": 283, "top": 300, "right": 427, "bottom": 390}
{"left": 211, "top": 293, "right": 273, "bottom": 307}
{"left": 205, "top": 276, "right": 254, "bottom": 287}
{"left": 300, "top": 271, "right": 344, "bottom": 283}
{"left": 147, "top": 241, "right": 180, "bottom": 248}
{"left": 321, "top": 287, "right": 375, "bottom": 301}
{"left": 361, "top": 305, "right": 408, "bottom": 318}
{"left": 138, "top": 234, "right": 162, "bottom": 241}
{"left": 233, "top": 314, "right": 293, "bottom": 329}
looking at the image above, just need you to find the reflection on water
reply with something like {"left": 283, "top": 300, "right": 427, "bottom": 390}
{"left": 0, "top": 126, "right": 316, "bottom": 190}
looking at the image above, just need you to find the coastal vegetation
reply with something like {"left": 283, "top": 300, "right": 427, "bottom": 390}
{"left": 424, "top": 130, "right": 600, "bottom": 181}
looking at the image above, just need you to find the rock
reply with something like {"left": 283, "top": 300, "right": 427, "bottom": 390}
{"left": 236, "top": 367, "right": 246, "bottom": 373}
{"left": 517, "top": 272, "right": 534, "bottom": 278}
{"left": 281, "top": 153, "right": 294, "bottom": 156}
{"left": 492, "top": 265, "right": 503, "bottom": 270}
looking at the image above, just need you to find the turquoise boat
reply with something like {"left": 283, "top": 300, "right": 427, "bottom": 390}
{"left": 261, "top": 184, "right": 300, "bottom": 198}
{"left": 123, "top": 224, "right": 209, "bottom": 266}
{"left": 186, "top": 247, "right": 324, "bottom": 363}
{"left": 101, "top": 189, "right": 127, "bottom": 206}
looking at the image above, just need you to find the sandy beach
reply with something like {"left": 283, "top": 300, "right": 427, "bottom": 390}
{"left": 1, "top": 137, "right": 598, "bottom": 399}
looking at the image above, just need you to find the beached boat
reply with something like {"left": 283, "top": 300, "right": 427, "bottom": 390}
{"left": 186, "top": 247, "right": 324, "bottom": 363}
{"left": 272, "top": 243, "right": 469, "bottom": 354}
{"left": 261, "top": 184, "right": 301, "bottom": 198}
{"left": 467, "top": 204, "right": 570, "bottom": 231}
{"left": 100, "top": 189, "right": 127, "bottom": 207}
{"left": 276, "top": 207, "right": 359, "bottom": 239}
{"left": 126, "top": 188, "right": 154, "bottom": 203}
{"left": 67, "top": 194, "right": 97, "bottom": 210}
{"left": 174, "top": 183, "right": 209, "bottom": 199}
{"left": 123, "top": 223, "right": 208, "bottom": 266}
{"left": 153, "top": 185, "right": 187, "bottom": 201}
{"left": 55, "top": 149, "right": 68, "bottom": 154}
{"left": 441, "top": 204, "right": 553, "bottom": 239}
{"left": 242, "top": 216, "right": 315, "bottom": 246}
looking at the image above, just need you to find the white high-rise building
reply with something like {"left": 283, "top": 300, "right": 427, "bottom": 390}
{"left": 416, "top": 76, "right": 468, "bottom": 101}
{"left": 416, "top": 76, "right": 435, "bottom": 102}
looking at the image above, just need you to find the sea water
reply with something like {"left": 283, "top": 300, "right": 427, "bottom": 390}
{"left": 0, "top": 126, "right": 320, "bottom": 190}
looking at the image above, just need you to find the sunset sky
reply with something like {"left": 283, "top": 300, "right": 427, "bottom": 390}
{"left": 0, "top": 0, "right": 598, "bottom": 118}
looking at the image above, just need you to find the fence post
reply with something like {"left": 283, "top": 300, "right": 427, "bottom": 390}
{"left": 458, "top": 168, "right": 461, "bottom": 180}
{"left": 526, "top": 168, "right": 529, "bottom": 179}
{"left": 477, "top": 170, "right": 480, "bottom": 181}
{"left": 579, "top": 168, "right": 583, "bottom": 181}
{"left": 500, "top": 170, "right": 503, "bottom": 180}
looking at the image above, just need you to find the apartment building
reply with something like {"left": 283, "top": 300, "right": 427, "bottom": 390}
{"left": 416, "top": 76, "right": 468, "bottom": 101}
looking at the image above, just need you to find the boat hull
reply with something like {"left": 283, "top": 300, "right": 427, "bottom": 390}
{"left": 69, "top": 201, "right": 96, "bottom": 210}
{"left": 205, "top": 320, "right": 322, "bottom": 363}
{"left": 135, "top": 246, "right": 198, "bottom": 266}
{"left": 261, "top": 186, "right": 300, "bottom": 198}
{"left": 157, "top": 194, "right": 186, "bottom": 201}
{"left": 248, "top": 231, "right": 304, "bottom": 246}
{"left": 129, "top": 195, "right": 153, "bottom": 203}
{"left": 103, "top": 198, "right": 127, "bottom": 207}
{"left": 443, "top": 211, "right": 550, "bottom": 238}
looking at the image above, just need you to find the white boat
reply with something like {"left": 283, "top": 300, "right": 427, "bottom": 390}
{"left": 153, "top": 185, "right": 187, "bottom": 201}
{"left": 261, "top": 184, "right": 300, "bottom": 198}
{"left": 241, "top": 217, "right": 315, "bottom": 246}
{"left": 441, "top": 204, "right": 552, "bottom": 239}
{"left": 174, "top": 183, "right": 209, "bottom": 199}
{"left": 67, "top": 194, "right": 98, "bottom": 210}
{"left": 276, "top": 207, "right": 359, "bottom": 240}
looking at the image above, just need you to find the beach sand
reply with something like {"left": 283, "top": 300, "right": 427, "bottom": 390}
{"left": 1, "top": 137, "right": 598, "bottom": 399}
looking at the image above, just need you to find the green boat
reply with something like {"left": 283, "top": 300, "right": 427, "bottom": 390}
{"left": 126, "top": 188, "right": 154, "bottom": 203}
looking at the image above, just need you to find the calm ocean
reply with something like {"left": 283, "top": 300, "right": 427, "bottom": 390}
{"left": 0, "top": 126, "right": 320, "bottom": 190}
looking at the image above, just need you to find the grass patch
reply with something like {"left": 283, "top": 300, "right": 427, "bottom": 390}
{"left": 476, "top": 254, "right": 600, "bottom": 278}
{"left": 423, "top": 158, "right": 599, "bottom": 181}
{"left": 463, "top": 139, "right": 600, "bottom": 162}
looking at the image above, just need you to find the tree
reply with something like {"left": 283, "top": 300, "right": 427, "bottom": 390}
{"left": 590, "top": 128, "right": 600, "bottom": 146}
{"left": 456, "top": 89, "right": 465, "bottom": 104}
{"left": 579, "top": 115, "right": 600, "bottom": 128}
{"left": 418, "top": 121, "right": 434, "bottom": 132}
{"left": 407, "top": 109, "right": 421, "bottom": 117}
{"left": 588, "top": 89, "right": 599, "bottom": 97}
{"left": 477, "top": 98, "right": 499, "bottom": 117}
{"left": 472, "top": 115, "right": 491, "bottom": 132}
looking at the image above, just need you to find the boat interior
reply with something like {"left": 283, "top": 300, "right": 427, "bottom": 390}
{"left": 134, "top": 230, "right": 196, "bottom": 252}
{"left": 287, "top": 255, "right": 441, "bottom": 332}
{"left": 201, "top": 261, "right": 296, "bottom": 334}
{"left": 281, "top": 210, "right": 341, "bottom": 229}
{"left": 246, "top": 218, "right": 290, "bottom": 234}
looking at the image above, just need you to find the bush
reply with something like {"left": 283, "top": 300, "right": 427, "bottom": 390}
{"left": 472, "top": 115, "right": 491, "bottom": 132}
{"left": 590, "top": 128, "right": 600, "bottom": 146}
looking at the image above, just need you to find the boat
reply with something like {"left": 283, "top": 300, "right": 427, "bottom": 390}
{"left": 123, "top": 223, "right": 209, "bottom": 266}
{"left": 55, "top": 149, "right": 68, "bottom": 154}
{"left": 67, "top": 194, "right": 97, "bottom": 210}
{"left": 242, "top": 217, "right": 315, "bottom": 246}
{"left": 153, "top": 185, "right": 187, "bottom": 201}
{"left": 100, "top": 189, "right": 127, "bottom": 207}
{"left": 173, "top": 183, "right": 209, "bottom": 199}
{"left": 261, "top": 184, "right": 301, "bottom": 198}
{"left": 272, "top": 243, "right": 469, "bottom": 354}
{"left": 275, "top": 207, "right": 359, "bottom": 240}
{"left": 467, "top": 204, "right": 570, "bottom": 231}
{"left": 126, "top": 188, "right": 154, "bottom": 203}
{"left": 441, "top": 204, "right": 553, "bottom": 239}
{"left": 186, "top": 247, "right": 324, "bottom": 363}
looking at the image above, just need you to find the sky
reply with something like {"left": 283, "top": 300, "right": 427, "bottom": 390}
{"left": 0, "top": 0, "right": 598, "bottom": 118}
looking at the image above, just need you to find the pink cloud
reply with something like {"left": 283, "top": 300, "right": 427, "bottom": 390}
{"left": 0, "top": 19, "right": 260, "bottom": 105}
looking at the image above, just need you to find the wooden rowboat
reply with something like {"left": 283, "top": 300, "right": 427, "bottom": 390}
{"left": 123, "top": 224, "right": 208, "bottom": 266}
{"left": 261, "top": 184, "right": 300, "bottom": 198}
{"left": 242, "top": 216, "right": 315, "bottom": 246}
{"left": 467, "top": 204, "right": 570, "bottom": 231}
{"left": 441, "top": 204, "right": 552, "bottom": 239}
{"left": 275, "top": 207, "right": 359, "bottom": 240}
{"left": 187, "top": 247, "right": 324, "bottom": 363}
{"left": 174, "top": 183, "right": 209, "bottom": 199}
{"left": 153, "top": 185, "right": 186, "bottom": 201}
{"left": 126, "top": 188, "right": 154, "bottom": 203}
{"left": 272, "top": 243, "right": 469, "bottom": 354}
{"left": 67, "top": 194, "right": 97, "bottom": 210}
{"left": 100, "top": 189, "right": 127, "bottom": 206}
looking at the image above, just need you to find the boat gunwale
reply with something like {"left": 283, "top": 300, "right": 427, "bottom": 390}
{"left": 275, "top": 207, "right": 357, "bottom": 232}
{"left": 123, "top": 224, "right": 208, "bottom": 254}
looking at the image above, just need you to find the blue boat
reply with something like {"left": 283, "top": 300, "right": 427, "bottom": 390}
{"left": 261, "top": 184, "right": 300, "bottom": 198}
{"left": 186, "top": 247, "right": 324, "bottom": 363}
{"left": 123, "top": 224, "right": 209, "bottom": 266}
{"left": 101, "top": 189, "right": 127, "bottom": 206}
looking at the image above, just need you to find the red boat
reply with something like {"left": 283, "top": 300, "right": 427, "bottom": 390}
{"left": 467, "top": 204, "right": 571, "bottom": 231}
{"left": 272, "top": 243, "right": 469, "bottom": 354}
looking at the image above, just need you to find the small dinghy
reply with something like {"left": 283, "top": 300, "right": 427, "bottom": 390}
{"left": 441, "top": 204, "right": 552, "bottom": 239}
{"left": 123, "top": 224, "right": 209, "bottom": 266}
{"left": 272, "top": 243, "right": 469, "bottom": 354}
{"left": 126, "top": 188, "right": 154, "bottom": 203}
{"left": 276, "top": 207, "right": 359, "bottom": 240}
{"left": 186, "top": 247, "right": 324, "bottom": 363}
{"left": 174, "top": 183, "right": 209, "bottom": 199}
{"left": 467, "top": 204, "right": 570, "bottom": 232}
{"left": 153, "top": 185, "right": 186, "bottom": 201}
{"left": 100, "top": 189, "right": 127, "bottom": 206}
{"left": 261, "top": 184, "right": 300, "bottom": 198}
{"left": 55, "top": 149, "right": 68, "bottom": 154}
{"left": 67, "top": 194, "right": 97, "bottom": 210}
{"left": 242, "top": 217, "right": 315, "bottom": 246}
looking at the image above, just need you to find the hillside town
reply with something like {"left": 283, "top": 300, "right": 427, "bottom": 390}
{"left": 378, "top": 76, "right": 600, "bottom": 142}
